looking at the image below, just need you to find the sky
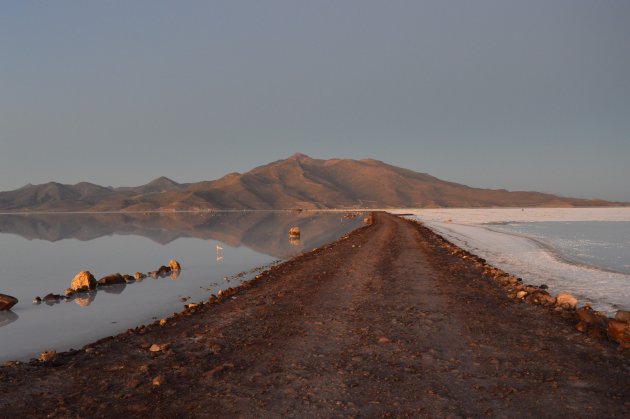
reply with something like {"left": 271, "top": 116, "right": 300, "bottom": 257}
{"left": 1, "top": 1, "right": 629, "bottom": 201}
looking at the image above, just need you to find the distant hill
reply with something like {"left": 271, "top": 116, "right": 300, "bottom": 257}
{"left": 0, "top": 154, "right": 624, "bottom": 212}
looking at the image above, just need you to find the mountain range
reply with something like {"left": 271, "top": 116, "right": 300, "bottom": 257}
{"left": 0, "top": 154, "right": 623, "bottom": 212}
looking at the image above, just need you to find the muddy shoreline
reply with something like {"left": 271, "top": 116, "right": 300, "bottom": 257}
{"left": 0, "top": 212, "right": 628, "bottom": 417}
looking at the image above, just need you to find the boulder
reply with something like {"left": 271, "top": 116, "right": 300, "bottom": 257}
{"left": 576, "top": 306, "right": 609, "bottom": 335}
{"left": 0, "top": 294, "right": 18, "bottom": 311}
{"left": 289, "top": 226, "right": 301, "bottom": 237}
{"left": 98, "top": 273, "right": 125, "bottom": 286}
{"left": 555, "top": 292, "right": 577, "bottom": 310}
{"left": 614, "top": 310, "right": 630, "bottom": 323}
{"left": 169, "top": 259, "right": 181, "bottom": 271}
{"left": 607, "top": 319, "right": 630, "bottom": 348}
{"left": 70, "top": 271, "right": 97, "bottom": 292}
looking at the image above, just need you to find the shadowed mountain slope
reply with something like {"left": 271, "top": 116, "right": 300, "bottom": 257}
{"left": 0, "top": 154, "right": 622, "bottom": 212}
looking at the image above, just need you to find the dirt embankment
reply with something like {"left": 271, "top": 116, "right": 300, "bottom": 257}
{"left": 0, "top": 212, "right": 628, "bottom": 417}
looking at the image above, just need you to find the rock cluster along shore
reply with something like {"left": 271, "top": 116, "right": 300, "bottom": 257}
{"left": 411, "top": 219, "right": 630, "bottom": 350}
{"left": 31, "top": 259, "right": 182, "bottom": 308}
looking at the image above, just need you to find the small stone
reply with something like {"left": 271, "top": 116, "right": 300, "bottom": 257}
{"left": 539, "top": 284, "right": 549, "bottom": 289}
{"left": 555, "top": 292, "right": 578, "bottom": 310}
{"left": 157, "top": 265, "right": 171, "bottom": 276}
{"left": 149, "top": 343, "right": 168, "bottom": 352}
{"left": 32, "top": 297, "right": 41, "bottom": 305}
{"left": 159, "top": 319, "right": 167, "bottom": 326}
{"left": 289, "top": 226, "right": 301, "bottom": 237}
{"left": 65, "top": 288, "right": 76, "bottom": 297}
{"left": 152, "top": 376, "right": 164, "bottom": 386}
{"left": 39, "top": 350, "right": 56, "bottom": 362}
{"left": 169, "top": 259, "right": 181, "bottom": 271}
{"left": 134, "top": 272, "right": 146, "bottom": 280}
{"left": 377, "top": 337, "right": 391, "bottom": 344}
{"left": 43, "top": 293, "right": 60, "bottom": 302}
{"left": 122, "top": 274, "right": 135, "bottom": 283}
{"left": 516, "top": 291, "right": 528, "bottom": 299}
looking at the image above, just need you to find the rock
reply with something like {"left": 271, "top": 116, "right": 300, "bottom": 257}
{"left": 65, "top": 288, "right": 76, "bottom": 297}
{"left": 289, "top": 226, "right": 301, "bottom": 237}
{"left": 157, "top": 265, "right": 172, "bottom": 276}
{"left": 32, "top": 297, "right": 41, "bottom": 305}
{"left": 525, "top": 290, "right": 556, "bottom": 307}
{"left": 149, "top": 343, "right": 168, "bottom": 352}
{"left": 607, "top": 319, "right": 630, "bottom": 348}
{"left": 39, "top": 350, "right": 56, "bottom": 362}
{"left": 134, "top": 272, "right": 146, "bottom": 280}
{"left": 70, "top": 271, "right": 97, "bottom": 292}
{"left": 539, "top": 284, "right": 549, "bottom": 290}
{"left": 0, "top": 294, "right": 18, "bottom": 311}
{"left": 152, "top": 376, "right": 165, "bottom": 386}
{"left": 169, "top": 259, "right": 181, "bottom": 271}
{"left": 516, "top": 291, "right": 528, "bottom": 299}
{"left": 555, "top": 292, "right": 577, "bottom": 310}
{"left": 576, "top": 306, "right": 609, "bottom": 335}
{"left": 377, "top": 337, "right": 391, "bottom": 344}
{"left": 614, "top": 310, "right": 630, "bottom": 323}
{"left": 43, "top": 293, "right": 61, "bottom": 302}
{"left": 363, "top": 215, "right": 373, "bottom": 225}
{"left": 122, "top": 274, "right": 135, "bottom": 283}
{"left": 98, "top": 273, "right": 125, "bottom": 286}
{"left": 148, "top": 271, "right": 158, "bottom": 279}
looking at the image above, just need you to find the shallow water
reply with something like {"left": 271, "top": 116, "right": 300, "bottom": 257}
{"left": 0, "top": 211, "right": 364, "bottom": 362}
{"left": 491, "top": 221, "right": 630, "bottom": 275}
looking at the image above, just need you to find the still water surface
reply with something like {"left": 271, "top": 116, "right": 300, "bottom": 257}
{"left": 0, "top": 211, "right": 364, "bottom": 362}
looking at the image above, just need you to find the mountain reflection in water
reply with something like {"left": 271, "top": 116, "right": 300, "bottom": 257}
{"left": 0, "top": 211, "right": 366, "bottom": 259}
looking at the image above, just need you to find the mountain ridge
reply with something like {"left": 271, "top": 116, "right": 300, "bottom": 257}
{"left": 0, "top": 154, "right": 624, "bottom": 212}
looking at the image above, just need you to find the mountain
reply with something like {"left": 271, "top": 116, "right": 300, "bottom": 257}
{"left": 0, "top": 154, "right": 623, "bottom": 212}
{"left": 114, "top": 176, "right": 186, "bottom": 194}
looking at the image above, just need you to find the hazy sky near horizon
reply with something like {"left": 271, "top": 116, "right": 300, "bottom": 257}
{"left": 1, "top": 1, "right": 629, "bottom": 201}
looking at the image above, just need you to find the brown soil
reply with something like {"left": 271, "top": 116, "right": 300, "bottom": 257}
{"left": 0, "top": 212, "right": 628, "bottom": 417}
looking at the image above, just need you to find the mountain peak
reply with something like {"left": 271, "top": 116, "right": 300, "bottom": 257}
{"left": 288, "top": 153, "right": 312, "bottom": 161}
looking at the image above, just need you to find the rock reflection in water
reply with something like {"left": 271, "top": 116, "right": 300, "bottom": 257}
{"left": 0, "top": 311, "right": 18, "bottom": 328}
{"left": 74, "top": 292, "right": 96, "bottom": 307}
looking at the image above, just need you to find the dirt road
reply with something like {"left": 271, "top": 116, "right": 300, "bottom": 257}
{"left": 0, "top": 212, "right": 628, "bottom": 417}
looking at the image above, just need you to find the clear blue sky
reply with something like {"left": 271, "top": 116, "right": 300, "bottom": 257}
{"left": 1, "top": 1, "right": 629, "bottom": 201}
